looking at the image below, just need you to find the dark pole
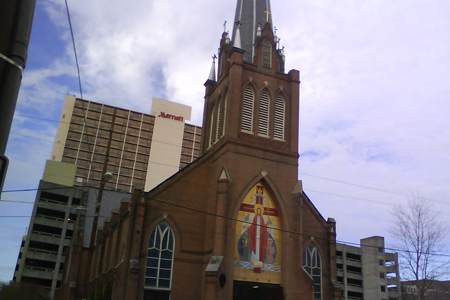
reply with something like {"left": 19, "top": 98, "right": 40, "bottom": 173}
{"left": 89, "top": 108, "right": 117, "bottom": 249}
{"left": 0, "top": 0, "right": 36, "bottom": 196}
{"left": 0, "top": 0, "right": 36, "bottom": 154}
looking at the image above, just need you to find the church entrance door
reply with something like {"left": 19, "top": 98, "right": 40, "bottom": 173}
{"left": 233, "top": 281, "right": 283, "bottom": 300}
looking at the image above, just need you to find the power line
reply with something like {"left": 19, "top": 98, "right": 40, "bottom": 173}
{"left": 304, "top": 189, "right": 450, "bottom": 216}
{"left": 3, "top": 181, "right": 449, "bottom": 219}
{"left": 9, "top": 125, "right": 449, "bottom": 207}
{"left": 2, "top": 185, "right": 79, "bottom": 193}
{"left": 5, "top": 187, "right": 450, "bottom": 219}
{"left": 1, "top": 192, "right": 449, "bottom": 258}
{"left": 305, "top": 189, "right": 393, "bottom": 206}
{"left": 299, "top": 172, "right": 450, "bottom": 205}
{"left": 143, "top": 196, "right": 450, "bottom": 258}
{"left": 0, "top": 200, "right": 34, "bottom": 204}
{"left": 10, "top": 117, "right": 196, "bottom": 149}
{"left": 10, "top": 133, "right": 55, "bottom": 144}
{"left": 65, "top": 0, "right": 83, "bottom": 99}
{"left": 14, "top": 114, "right": 64, "bottom": 124}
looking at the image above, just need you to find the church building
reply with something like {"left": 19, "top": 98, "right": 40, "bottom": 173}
{"left": 56, "top": 0, "right": 341, "bottom": 299}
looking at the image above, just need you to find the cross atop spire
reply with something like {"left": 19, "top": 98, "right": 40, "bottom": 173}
{"left": 264, "top": 10, "right": 271, "bottom": 22}
{"left": 232, "top": 0, "right": 273, "bottom": 62}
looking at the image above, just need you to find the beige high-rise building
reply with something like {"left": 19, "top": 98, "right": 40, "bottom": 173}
{"left": 50, "top": 96, "right": 202, "bottom": 192}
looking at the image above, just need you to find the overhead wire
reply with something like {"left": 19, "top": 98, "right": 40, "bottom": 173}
{"left": 4, "top": 181, "right": 449, "bottom": 217}
{"left": 7, "top": 118, "right": 449, "bottom": 207}
{"left": 304, "top": 189, "right": 450, "bottom": 216}
{"left": 63, "top": 0, "right": 104, "bottom": 203}
{"left": 10, "top": 125, "right": 197, "bottom": 149}
{"left": 299, "top": 172, "right": 450, "bottom": 205}
{"left": 3, "top": 176, "right": 450, "bottom": 219}
{"left": 13, "top": 114, "right": 66, "bottom": 124}
{"left": 2, "top": 193, "right": 449, "bottom": 258}
{"left": 145, "top": 196, "right": 450, "bottom": 258}
{"left": 2, "top": 185, "right": 79, "bottom": 193}
{"left": 65, "top": 0, "right": 83, "bottom": 100}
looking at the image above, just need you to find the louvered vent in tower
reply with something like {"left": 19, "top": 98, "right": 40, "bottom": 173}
{"left": 258, "top": 90, "right": 270, "bottom": 136}
{"left": 209, "top": 105, "right": 216, "bottom": 147}
{"left": 274, "top": 94, "right": 285, "bottom": 140}
{"left": 262, "top": 39, "right": 272, "bottom": 68}
{"left": 216, "top": 98, "right": 223, "bottom": 141}
{"left": 221, "top": 96, "right": 227, "bottom": 138}
{"left": 241, "top": 87, "right": 254, "bottom": 133}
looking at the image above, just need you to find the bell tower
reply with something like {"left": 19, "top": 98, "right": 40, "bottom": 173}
{"left": 197, "top": 2, "right": 324, "bottom": 300}
{"left": 200, "top": 0, "right": 300, "bottom": 163}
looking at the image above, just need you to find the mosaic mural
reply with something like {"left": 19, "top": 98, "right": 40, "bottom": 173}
{"left": 234, "top": 182, "right": 282, "bottom": 283}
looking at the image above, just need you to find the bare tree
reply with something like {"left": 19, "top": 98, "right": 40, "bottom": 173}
{"left": 390, "top": 196, "right": 449, "bottom": 300}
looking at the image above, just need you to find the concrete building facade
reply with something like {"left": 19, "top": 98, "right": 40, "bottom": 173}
{"left": 14, "top": 178, "right": 83, "bottom": 296}
{"left": 51, "top": 96, "right": 201, "bottom": 192}
{"left": 13, "top": 160, "right": 134, "bottom": 298}
{"left": 336, "top": 236, "right": 401, "bottom": 300}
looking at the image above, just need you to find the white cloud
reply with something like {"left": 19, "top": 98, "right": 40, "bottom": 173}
{"left": 1, "top": 0, "right": 450, "bottom": 281}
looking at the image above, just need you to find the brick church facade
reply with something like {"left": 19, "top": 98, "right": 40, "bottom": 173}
{"left": 57, "top": 0, "right": 342, "bottom": 299}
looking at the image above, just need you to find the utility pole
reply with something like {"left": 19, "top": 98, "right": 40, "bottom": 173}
{"left": 0, "top": 0, "right": 36, "bottom": 197}
{"left": 89, "top": 108, "right": 117, "bottom": 248}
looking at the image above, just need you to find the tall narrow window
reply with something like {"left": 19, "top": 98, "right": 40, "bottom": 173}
{"left": 274, "top": 94, "right": 285, "bottom": 140}
{"left": 241, "top": 86, "right": 254, "bottom": 133}
{"left": 258, "top": 90, "right": 270, "bottom": 137}
{"left": 216, "top": 98, "right": 223, "bottom": 141}
{"left": 209, "top": 105, "right": 216, "bottom": 147}
{"left": 262, "top": 39, "right": 272, "bottom": 68}
{"left": 302, "top": 243, "right": 322, "bottom": 300}
{"left": 221, "top": 96, "right": 227, "bottom": 138}
{"left": 144, "top": 222, "right": 175, "bottom": 300}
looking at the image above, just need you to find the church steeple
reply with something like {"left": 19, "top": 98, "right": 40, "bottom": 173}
{"left": 232, "top": 0, "right": 273, "bottom": 62}
{"left": 201, "top": 0, "right": 298, "bottom": 157}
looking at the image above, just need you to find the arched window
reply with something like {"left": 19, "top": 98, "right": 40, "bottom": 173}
{"left": 241, "top": 86, "right": 254, "bottom": 133}
{"left": 302, "top": 243, "right": 322, "bottom": 300}
{"left": 274, "top": 94, "right": 285, "bottom": 140}
{"left": 262, "top": 39, "right": 272, "bottom": 68}
{"left": 209, "top": 105, "right": 216, "bottom": 147}
{"left": 144, "top": 222, "right": 175, "bottom": 299}
{"left": 258, "top": 89, "right": 270, "bottom": 137}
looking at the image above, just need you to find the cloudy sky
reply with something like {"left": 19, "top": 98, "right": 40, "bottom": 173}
{"left": 1, "top": 0, "right": 449, "bottom": 282}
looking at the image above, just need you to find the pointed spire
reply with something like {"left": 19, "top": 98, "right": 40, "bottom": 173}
{"left": 222, "top": 21, "right": 230, "bottom": 44}
{"left": 232, "top": 0, "right": 273, "bottom": 62}
{"left": 233, "top": 21, "right": 242, "bottom": 49}
{"left": 208, "top": 55, "right": 217, "bottom": 82}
